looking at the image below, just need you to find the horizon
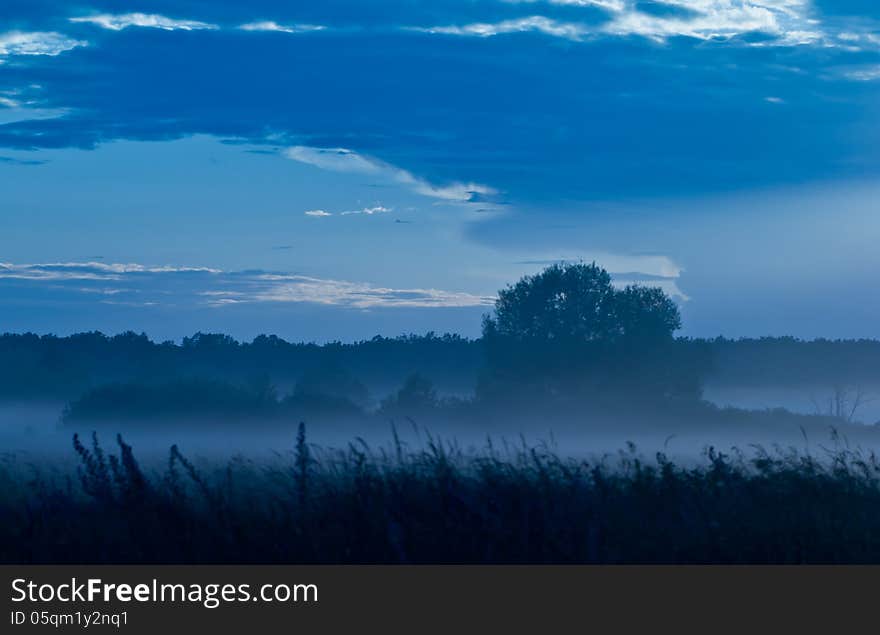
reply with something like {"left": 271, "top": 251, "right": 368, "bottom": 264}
{"left": 5, "top": 326, "right": 880, "bottom": 347}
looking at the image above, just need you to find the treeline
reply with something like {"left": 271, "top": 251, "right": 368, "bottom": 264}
{"left": 0, "top": 331, "right": 481, "bottom": 403}
{"left": 3, "top": 331, "right": 880, "bottom": 404}
{"left": 61, "top": 371, "right": 459, "bottom": 425}
{"left": 703, "top": 336, "right": 880, "bottom": 386}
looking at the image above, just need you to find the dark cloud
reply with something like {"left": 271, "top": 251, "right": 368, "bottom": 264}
{"left": 2, "top": 1, "right": 880, "bottom": 203}
{"left": 0, "top": 155, "right": 47, "bottom": 165}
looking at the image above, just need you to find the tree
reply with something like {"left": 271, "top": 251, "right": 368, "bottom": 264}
{"left": 287, "top": 363, "right": 371, "bottom": 414}
{"left": 485, "top": 262, "right": 618, "bottom": 342}
{"left": 612, "top": 284, "right": 681, "bottom": 342}
{"left": 483, "top": 262, "right": 681, "bottom": 344}
{"left": 480, "top": 262, "right": 696, "bottom": 404}
{"left": 379, "top": 373, "right": 440, "bottom": 416}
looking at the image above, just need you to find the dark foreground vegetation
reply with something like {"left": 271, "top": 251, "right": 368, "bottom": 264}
{"left": 5, "top": 426, "right": 880, "bottom": 564}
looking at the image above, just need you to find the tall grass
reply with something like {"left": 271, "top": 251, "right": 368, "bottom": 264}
{"left": 3, "top": 426, "right": 880, "bottom": 563}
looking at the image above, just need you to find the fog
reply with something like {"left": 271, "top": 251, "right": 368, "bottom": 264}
{"left": 704, "top": 382, "right": 880, "bottom": 426}
{"left": 5, "top": 389, "right": 880, "bottom": 474}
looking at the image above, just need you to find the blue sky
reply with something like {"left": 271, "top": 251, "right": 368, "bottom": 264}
{"left": 2, "top": 0, "right": 880, "bottom": 341}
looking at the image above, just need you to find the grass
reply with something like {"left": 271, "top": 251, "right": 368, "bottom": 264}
{"left": 3, "top": 424, "right": 880, "bottom": 563}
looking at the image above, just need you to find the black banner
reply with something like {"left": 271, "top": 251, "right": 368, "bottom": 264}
{"left": 1, "top": 566, "right": 874, "bottom": 632}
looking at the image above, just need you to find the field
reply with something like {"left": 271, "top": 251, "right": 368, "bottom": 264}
{"left": 5, "top": 424, "right": 880, "bottom": 564}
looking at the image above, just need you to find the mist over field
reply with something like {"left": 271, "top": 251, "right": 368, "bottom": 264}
{"left": 3, "top": 385, "right": 880, "bottom": 467}
{"left": 3, "top": 265, "right": 880, "bottom": 467}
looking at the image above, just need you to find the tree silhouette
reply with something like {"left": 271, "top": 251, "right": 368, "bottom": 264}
{"left": 379, "top": 373, "right": 439, "bottom": 416}
{"left": 483, "top": 262, "right": 680, "bottom": 344}
{"left": 480, "top": 262, "right": 696, "bottom": 404}
{"left": 286, "top": 363, "right": 372, "bottom": 414}
{"left": 612, "top": 284, "right": 681, "bottom": 342}
{"left": 485, "top": 262, "right": 616, "bottom": 342}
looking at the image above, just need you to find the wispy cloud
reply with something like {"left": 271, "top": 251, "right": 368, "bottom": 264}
{"left": 610, "top": 275, "right": 690, "bottom": 301}
{"left": 514, "top": 252, "right": 683, "bottom": 279}
{"left": 839, "top": 65, "right": 880, "bottom": 81}
{"left": 414, "top": 1, "right": 823, "bottom": 46}
{"left": 285, "top": 146, "right": 496, "bottom": 203}
{"left": 54, "top": 5, "right": 871, "bottom": 54}
{"left": 70, "top": 13, "right": 218, "bottom": 32}
{"left": 0, "top": 155, "right": 48, "bottom": 166}
{"left": 225, "top": 274, "right": 494, "bottom": 308}
{"left": 828, "top": 30, "right": 880, "bottom": 53}
{"left": 601, "top": 0, "right": 820, "bottom": 44}
{"left": 0, "top": 262, "right": 220, "bottom": 281}
{"left": 286, "top": 146, "right": 387, "bottom": 173}
{"left": 504, "top": 0, "right": 625, "bottom": 9}
{"left": 340, "top": 206, "right": 391, "bottom": 216}
{"left": 0, "top": 31, "right": 87, "bottom": 58}
{"left": 511, "top": 253, "right": 689, "bottom": 300}
{"left": 409, "top": 16, "right": 588, "bottom": 41}
{"left": 238, "top": 21, "right": 327, "bottom": 34}
{"left": 0, "top": 262, "right": 494, "bottom": 310}
{"left": 305, "top": 206, "right": 393, "bottom": 218}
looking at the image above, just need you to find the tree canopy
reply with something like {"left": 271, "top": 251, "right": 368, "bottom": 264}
{"left": 480, "top": 262, "right": 696, "bottom": 403}
{"left": 483, "top": 262, "right": 681, "bottom": 344}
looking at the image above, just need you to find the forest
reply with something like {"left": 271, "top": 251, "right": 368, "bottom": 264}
{"left": 2, "top": 327, "right": 879, "bottom": 425}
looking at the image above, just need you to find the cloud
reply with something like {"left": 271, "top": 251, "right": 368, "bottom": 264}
{"left": 0, "top": 262, "right": 220, "bottom": 281}
{"left": 830, "top": 30, "right": 880, "bottom": 53}
{"left": 70, "top": 13, "right": 218, "bottom": 32}
{"left": 285, "top": 146, "right": 496, "bottom": 203}
{"left": 238, "top": 21, "right": 327, "bottom": 34}
{"left": 340, "top": 206, "right": 391, "bottom": 216}
{"left": 410, "top": 16, "right": 588, "bottom": 41}
{"left": 306, "top": 206, "right": 392, "bottom": 218}
{"left": 414, "top": 1, "right": 823, "bottom": 46}
{"left": 230, "top": 275, "right": 494, "bottom": 308}
{"left": 0, "top": 155, "right": 47, "bottom": 165}
{"left": 504, "top": 0, "right": 624, "bottom": 8}
{"left": 511, "top": 253, "right": 689, "bottom": 300}
{"left": 600, "top": 0, "right": 820, "bottom": 44}
{"left": 0, "top": 31, "right": 87, "bottom": 58}
{"left": 0, "top": 262, "right": 494, "bottom": 310}
{"left": 0, "top": 106, "right": 71, "bottom": 127}
{"left": 610, "top": 275, "right": 690, "bottom": 302}
{"left": 69, "top": 14, "right": 323, "bottom": 35}
{"left": 285, "top": 146, "right": 385, "bottom": 174}
{"left": 0, "top": 1, "right": 874, "bottom": 203}
{"left": 840, "top": 65, "right": 880, "bottom": 81}
{"left": 515, "top": 252, "right": 682, "bottom": 278}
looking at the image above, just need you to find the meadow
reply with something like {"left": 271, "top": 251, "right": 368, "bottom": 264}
{"left": 5, "top": 424, "right": 880, "bottom": 564}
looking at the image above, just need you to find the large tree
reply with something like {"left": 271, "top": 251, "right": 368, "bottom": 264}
{"left": 480, "top": 262, "right": 699, "bottom": 403}
{"left": 483, "top": 262, "right": 681, "bottom": 344}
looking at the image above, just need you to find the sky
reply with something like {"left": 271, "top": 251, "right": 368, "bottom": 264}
{"left": 1, "top": 0, "right": 880, "bottom": 341}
